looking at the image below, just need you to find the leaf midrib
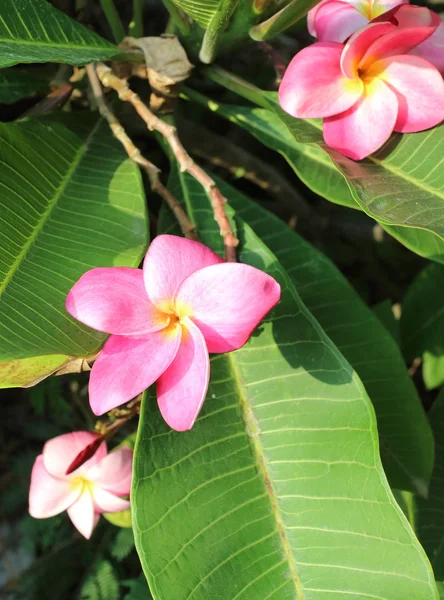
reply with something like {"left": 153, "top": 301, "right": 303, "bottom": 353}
{"left": 0, "top": 37, "right": 115, "bottom": 52}
{"left": 228, "top": 352, "right": 305, "bottom": 599}
{"left": 0, "top": 118, "right": 101, "bottom": 298}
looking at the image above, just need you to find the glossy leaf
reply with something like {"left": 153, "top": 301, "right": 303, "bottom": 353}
{"left": 186, "top": 83, "right": 444, "bottom": 263}
{"left": 401, "top": 263, "right": 444, "bottom": 390}
{"left": 0, "top": 68, "right": 49, "bottom": 103}
{"left": 131, "top": 166, "right": 438, "bottom": 600}
{"left": 417, "top": 388, "right": 444, "bottom": 583}
{"left": 0, "top": 0, "right": 117, "bottom": 68}
{"left": 227, "top": 183, "right": 433, "bottom": 494}
{"left": 0, "top": 114, "right": 148, "bottom": 386}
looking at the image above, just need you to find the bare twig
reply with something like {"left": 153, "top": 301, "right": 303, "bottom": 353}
{"left": 86, "top": 63, "right": 197, "bottom": 241}
{"left": 95, "top": 62, "right": 239, "bottom": 261}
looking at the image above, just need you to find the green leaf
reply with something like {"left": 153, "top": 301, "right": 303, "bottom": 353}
{"left": 187, "top": 81, "right": 444, "bottom": 263}
{"left": 227, "top": 183, "right": 433, "bottom": 494}
{"left": 401, "top": 263, "right": 444, "bottom": 390}
{"left": 123, "top": 575, "right": 153, "bottom": 600}
{"left": 0, "top": 114, "right": 148, "bottom": 386}
{"left": 103, "top": 509, "right": 132, "bottom": 528}
{"left": 170, "top": 0, "right": 221, "bottom": 28}
{"left": 0, "top": 68, "right": 49, "bottom": 103}
{"left": 132, "top": 166, "right": 438, "bottom": 600}
{"left": 372, "top": 300, "right": 401, "bottom": 345}
{"left": 249, "top": 0, "right": 321, "bottom": 40}
{"left": 417, "top": 388, "right": 444, "bottom": 581}
{"left": 0, "top": 354, "right": 68, "bottom": 388}
{"left": 0, "top": 0, "right": 117, "bottom": 68}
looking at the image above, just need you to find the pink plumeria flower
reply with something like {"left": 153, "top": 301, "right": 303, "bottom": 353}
{"left": 66, "top": 235, "right": 281, "bottom": 431}
{"left": 376, "top": 5, "right": 444, "bottom": 74}
{"left": 29, "top": 432, "right": 133, "bottom": 539}
{"left": 279, "top": 6, "right": 444, "bottom": 160}
{"left": 307, "top": 0, "right": 409, "bottom": 43}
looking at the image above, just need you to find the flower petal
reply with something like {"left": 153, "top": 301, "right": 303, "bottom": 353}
{"left": 89, "top": 327, "right": 182, "bottom": 415}
{"left": 88, "top": 447, "right": 133, "bottom": 496}
{"left": 372, "top": 0, "right": 409, "bottom": 18}
{"left": 370, "top": 55, "right": 444, "bottom": 132}
{"left": 323, "top": 78, "right": 398, "bottom": 159}
{"left": 67, "top": 491, "right": 98, "bottom": 539}
{"left": 175, "top": 263, "right": 281, "bottom": 353}
{"left": 361, "top": 6, "right": 440, "bottom": 68}
{"left": 43, "top": 431, "right": 107, "bottom": 478}
{"left": 157, "top": 318, "right": 210, "bottom": 431}
{"left": 341, "top": 22, "right": 395, "bottom": 77}
{"left": 314, "top": 1, "right": 369, "bottom": 43}
{"left": 91, "top": 486, "right": 131, "bottom": 514}
{"left": 143, "top": 235, "right": 224, "bottom": 310}
{"left": 29, "top": 455, "right": 82, "bottom": 518}
{"left": 66, "top": 267, "right": 168, "bottom": 336}
{"left": 411, "top": 22, "right": 444, "bottom": 74}
{"left": 279, "top": 42, "right": 364, "bottom": 119}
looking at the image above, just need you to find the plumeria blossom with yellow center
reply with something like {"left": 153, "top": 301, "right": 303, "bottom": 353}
{"left": 29, "top": 432, "right": 133, "bottom": 539}
{"left": 279, "top": 5, "right": 444, "bottom": 160}
{"left": 66, "top": 235, "right": 281, "bottom": 431}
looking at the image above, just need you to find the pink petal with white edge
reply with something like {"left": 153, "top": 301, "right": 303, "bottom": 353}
{"left": 143, "top": 235, "right": 224, "bottom": 310}
{"left": 89, "top": 327, "right": 182, "bottom": 415}
{"left": 175, "top": 263, "right": 281, "bottom": 353}
{"left": 88, "top": 447, "right": 133, "bottom": 496}
{"left": 279, "top": 43, "right": 364, "bottom": 119}
{"left": 92, "top": 487, "right": 131, "bottom": 514}
{"left": 43, "top": 431, "right": 107, "bottom": 478}
{"left": 314, "top": 2, "right": 369, "bottom": 43}
{"left": 66, "top": 267, "right": 168, "bottom": 336}
{"left": 370, "top": 55, "right": 444, "bottom": 132}
{"left": 341, "top": 22, "right": 394, "bottom": 78}
{"left": 323, "top": 78, "right": 398, "bottom": 160}
{"left": 411, "top": 22, "right": 444, "bottom": 74}
{"left": 29, "top": 456, "right": 82, "bottom": 518}
{"left": 67, "top": 490, "right": 98, "bottom": 539}
{"left": 157, "top": 318, "right": 210, "bottom": 431}
{"left": 307, "top": 0, "right": 331, "bottom": 36}
{"left": 360, "top": 6, "right": 440, "bottom": 67}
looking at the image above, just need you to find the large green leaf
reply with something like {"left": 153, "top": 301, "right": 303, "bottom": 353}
{"left": 186, "top": 83, "right": 444, "bottom": 263}
{"left": 226, "top": 182, "right": 433, "bottom": 494}
{"left": 132, "top": 167, "right": 437, "bottom": 600}
{"left": 401, "top": 263, "right": 444, "bottom": 390}
{"left": 417, "top": 388, "right": 444, "bottom": 584}
{"left": 0, "top": 114, "right": 148, "bottom": 386}
{"left": 0, "top": 0, "right": 117, "bottom": 68}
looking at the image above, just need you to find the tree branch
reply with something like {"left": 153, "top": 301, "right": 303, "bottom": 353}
{"left": 86, "top": 63, "right": 197, "bottom": 241}
{"left": 95, "top": 62, "right": 238, "bottom": 261}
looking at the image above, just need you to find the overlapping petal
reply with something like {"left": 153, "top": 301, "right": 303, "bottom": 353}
{"left": 92, "top": 486, "right": 131, "bottom": 514}
{"left": 314, "top": 1, "right": 368, "bottom": 43}
{"left": 341, "top": 22, "right": 394, "bottom": 77}
{"left": 43, "top": 431, "right": 106, "bottom": 478}
{"left": 87, "top": 447, "right": 133, "bottom": 496}
{"left": 370, "top": 54, "right": 444, "bottom": 132}
{"left": 175, "top": 263, "right": 281, "bottom": 353}
{"left": 324, "top": 78, "right": 398, "bottom": 159}
{"left": 67, "top": 490, "right": 98, "bottom": 539}
{"left": 29, "top": 456, "right": 82, "bottom": 518}
{"left": 411, "top": 21, "right": 444, "bottom": 73}
{"left": 279, "top": 43, "right": 364, "bottom": 119}
{"left": 157, "top": 318, "right": 210, "bottom": 431}
{"left": 89, "top": 327, "right": 182, "bottom": 415}
{"left": 143, "top": 235, "right": 223, "bottom": 310}
{"left": 66, "top": 267, "right": 168, "bottom": 336}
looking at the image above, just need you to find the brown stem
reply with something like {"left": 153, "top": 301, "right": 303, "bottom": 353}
{"left": 95, "top": 62, "right": 239, "bottom": 261}
{"left": 86, "top": 63, "right": 197, "bottom": 241}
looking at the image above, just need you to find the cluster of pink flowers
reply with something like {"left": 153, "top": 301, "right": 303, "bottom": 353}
{"left": 279, "top": 0, "right": 444, "bottom": 159}
{"left": 30, "top": 235, "right": 281, "bottom": 536}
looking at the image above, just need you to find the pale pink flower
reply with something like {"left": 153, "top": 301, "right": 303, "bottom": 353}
{"left": 279, "top": 6, "right": 444, "bottom": 160}
{"left": 308, "top": 0, "right": 409, "bottom": 42}
{"left": 29, "top": 432, "right": 133, "bottom": 539}
{"left": 66, "top": 235, "right": 281, "bottom": 431}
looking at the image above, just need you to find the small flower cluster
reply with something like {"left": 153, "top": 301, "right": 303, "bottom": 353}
{"left": 279, "top": 0, "right": 444, "bottom": 159}
{"left": 29, "top": 235, "right": 281, "bottom": 536}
